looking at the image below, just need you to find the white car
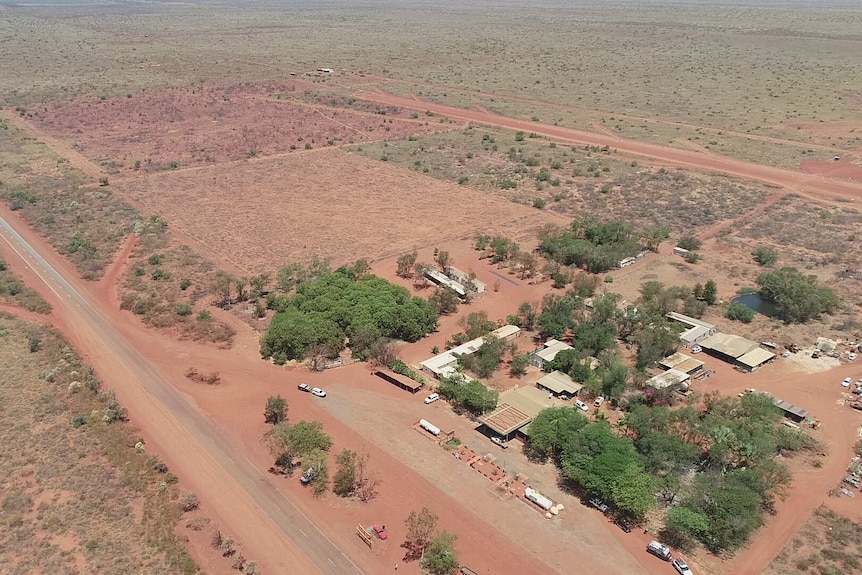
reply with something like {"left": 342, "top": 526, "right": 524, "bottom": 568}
{"left": 672, "top": 558, "right": 694, "bottom": 575}
{"left": 842, "top": 377, "right": 852, "bottom": 388}
{"left": 850, "top": 353, "right": 858, "bottom": 361}
{"left": 575, "top": 399, "right": 589, "bottom": 412}
{"left": 594, "top": 396, "right": 605, "bottom": 407}
{"left": 424, "top": 393, "right": 440, "bottom": 404}
{"left": 690, "top": 346, "right": 702, "bottom": 354}
{"left": 311, "top": 387, "right": 326, "bottom": 397}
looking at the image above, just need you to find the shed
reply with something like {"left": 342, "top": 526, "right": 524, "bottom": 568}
{"left": 647, "top": 369, "right": 690, "bottom": 390}
{"left": 490, "top": 324, "right": 521, "bottom": 342}
{"left": 700, "top": 332, "right": 759, "bottom": 359}
{"left": 536, "top": 371, "right": 584, "bottom": 397}
{"left": 530, "top": 339, "right": 575, "bottom": 368}
{"left": 772, "top": 399, "right": 808, "bottom": 422}
{"left": 659, "top": 352, "right": 704, "bottom": 374}
{"left": 666, "top": 312, "right": 717, "bottom": 347}
{"left": 480, "top": 386, "right": 564, "bottom": 438}
{"left": 736, "top": 348, "right": 776, "bottom": 372}
{"left": 374, "top": 370, "right": 423, "bottom": 393}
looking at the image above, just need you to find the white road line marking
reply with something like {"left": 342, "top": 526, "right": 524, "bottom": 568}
{"left": 328, "top": 558, "right": 336, "bottom": 566}
{"left": 299, "top": 528, "right": 308, "bottom": 537}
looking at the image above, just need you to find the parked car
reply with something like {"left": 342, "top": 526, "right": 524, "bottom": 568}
{"left": 300, "top": 467, "right": 315, "bottom": 484}
{"left": 575, "top": 399, "right": 589, "bottom": 412}
{"left": 298, "top": 383, "right": 311, "bottom": 392}
{"left": 646, "top": 540, "right": 672, "bottom": 561}
{"left": 558, "top": 394, "right": 571, "bottom": 401}
{"left": 491, "top": 436, "right": 509, "bottom": 449}
{"left": 424, "top": 393, "right": 440, "bottom": 404}
{"left": 614, "top": 516, "right": 634, "bottom": 533}
{"left": 850, "top": 353, "right": 858, "bottom": 361}
{"left": 589, "top": 498, "right": 609, "bottom": 513}
{"left": 594, "top": 396, "right": 605, "bottom": 407}
{"left": 672, "top": 558, "right": 694, "bottom": 575}
{"left": 842, "top": 377, "right": 852, "bottom": 388}
{"left": 690, "top": 346, "right": 702, "bottom": 354}
{"left": 311, "top": 387, "right": 326, "bottom": 397}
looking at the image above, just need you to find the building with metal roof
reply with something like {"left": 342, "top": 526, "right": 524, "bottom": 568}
{"left": 736, "top": 347, "right": 776, "bottom": 372}
{"left": 666, "top": 312, "right": 717, "bottom": 348}
{"left": 699, "top": 332, "right": 759, "bottom": 359}
{"left": 420, "top": 325, "right": 521, "bottom": 379}
{"left": 659, "top": 352, "right": 704, "bottom": 374}
{"left": 480, "top": 386, "right": 565, "bottom": 438}
{"left": 536, "top": 371, "right": 584, "bottom": 397}
{"left": 530, "top": 339, "right": 575, "bottom": 369}
{"left": 647, "top": 369, "right": 690, "bottom": 390}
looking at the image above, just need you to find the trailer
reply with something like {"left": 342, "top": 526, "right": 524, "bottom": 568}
{"left": 525, "top": 487, "right": 554, "bottom": 511}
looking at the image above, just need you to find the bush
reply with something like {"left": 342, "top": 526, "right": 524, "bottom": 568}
{"left": 683, "top": 251, "right": 701, "bottom": 264}
{"left": 756, "top": 267, "right": 838, "bottom": 323}
{"left": 533, "top": 197, "right": 547, "bottom": 209}
{"left": 752, "top": 246, "right": 778, "bottom": 266}
{"left": 725, "top": 302, "right": 755, "bottom": 323}
{"left": 677, "top": 236, "right": 702, "bottom": 251}
{"left": 179, "top": 492, "right": 199, "bottom": 512}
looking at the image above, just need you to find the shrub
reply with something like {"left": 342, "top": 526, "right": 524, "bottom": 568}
{"left": 179, "top": 492, "right": 199, "bottom": 512}
{"left": 752, "top": 246, "right": 778, "bottom": 266}
{"left": 677, "top": 236, "right": 702, "bottom": 251}
{"left": 725, "top": 302, "right": 755, "bottom": 323}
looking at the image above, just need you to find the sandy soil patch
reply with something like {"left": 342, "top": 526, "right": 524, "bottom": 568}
{"left": 116, "top": 149, "right": 561, "bottom": 273}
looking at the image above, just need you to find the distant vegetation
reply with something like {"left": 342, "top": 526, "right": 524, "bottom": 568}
{"left": 261, "top": 267, "right": 438, "bottom": 364}
{"left": 0, "top": 258, "right": 51, "bottom": 313}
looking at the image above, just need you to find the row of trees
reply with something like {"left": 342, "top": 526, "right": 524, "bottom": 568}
{"left": 260, "top": 268, "right": 438, "bottom": 364}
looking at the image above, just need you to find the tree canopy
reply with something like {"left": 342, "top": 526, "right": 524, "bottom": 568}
{"left": 756, "top": 267, "right": 838, "bottom": 323}
{"left": 261, "top": 269, "right": 438, "bottom": 363}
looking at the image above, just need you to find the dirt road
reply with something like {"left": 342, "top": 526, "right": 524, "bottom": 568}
{"left": 0, "top": 212, "right": 360, "bottom": 575}
{"left": 354, "top": 91, "right": 862, "bottom": 202}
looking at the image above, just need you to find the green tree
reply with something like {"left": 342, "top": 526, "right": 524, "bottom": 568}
{"left": 264, "top": 395, "right": 288, "bottom": 425}
{"left": 510, "top": 354, "right": 530, "bottom": 377}
{"left": 725, "top": 302, "right": 755, "bottom": 323}
{"left": 508, "top": 301, "right": 537, "bottom": 330}
{"left": 756, "top": 267, "right": 838, "bottom": 323}
{"left": 429, "top": 287, "right": 460, "bottom": 315}
{"left": 421, "top": 531, "right": 459, "bottom": 575}
{"left": 305, "top": 448, "right": 329, "bottom": 496}
{"left": 396, "top": 251, "right": 418, "bottom": 278}
{"left": 403, "top": 507, "right": 438, "bottom": 560}
{"left": 528, "top": 407, "right": 588, "bottom": 460}
{"left": 703, "top": 280, "right": 718, "bottom": 305}
{"left": 333, "top": 449, "right": 357, "bottom": 497}
{"left": 435, "top": 249, "right": 451, "bottom": 272}
{"left": 635, "top": 321, "right": 679, "bottom": 369}
{"left": 460, "top": 311, "right": 496, "bottom": 339}
{"left": 643, "top": 225, "right": 671, "bottom": 252}
{"left": 751, "top": 246, "right": 778, "bottom": 266}
{"left": 459, "top": 335, "right": 506, "bottom": 378}
{"left": 611, "top": 464, "right": 656, "bottom": 519}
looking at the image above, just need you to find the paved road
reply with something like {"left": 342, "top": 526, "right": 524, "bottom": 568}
{"left": 0, "top": 214, "right": 364, "bottom": 575}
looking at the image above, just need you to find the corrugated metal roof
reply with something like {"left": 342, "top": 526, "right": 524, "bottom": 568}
{"left": 737, "top": 347, "right": 776, "bottom": 368}
{"left": 700, "top": 332, "right": 759, "bottom": 358}
{"left": 536, "top": 371, "right": 583, "bottom": 395}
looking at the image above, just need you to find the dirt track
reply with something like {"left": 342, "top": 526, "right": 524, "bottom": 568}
{"left": 354, "top": 91, "right": 862, "bottom": 203}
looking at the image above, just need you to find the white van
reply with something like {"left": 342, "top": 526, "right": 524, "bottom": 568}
{"left": 424, "top": 393, "right": 440, "bottom": 404}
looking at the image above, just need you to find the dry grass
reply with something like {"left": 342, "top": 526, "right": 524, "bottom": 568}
{"left": 2, "top": 2, "right": 859, "bottom": 168}
{"left": 763, "top": 506, "right": 862, "bottom": 575}
{"left": 352, "top": 127, "right": 769, "bottom": 233}
{"left": 0, "top": 314, "right": 198, "bottom": 575}
{"left": 32, "top": 82, "right": 442, "bottom": 175}
{"left": 0, "top": 118, "right": 138, "bottom": 279}
{"left": 120, "top": 224, "right": 235, "bottom": 347}
{"left": 0, "top": 258, "right": 51, "bottom": 313}
{"left": 117, "top": 148, "right": 559, "bottom": 273}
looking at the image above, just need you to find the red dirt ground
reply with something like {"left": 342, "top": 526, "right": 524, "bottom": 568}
{"left": 0, "top": 204, "right": 572, "bottom": 575}
{"left": 115, "top": 149, "right": 563, "bottom": 273}
{"left": 355, "top": 90, "right": 862, "bottom": 204}
{"left": 800, "top": 155, "right": 862, "bottom": 181}
{"left": 32, "top": 82, "right": 439, "bottom": 174}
